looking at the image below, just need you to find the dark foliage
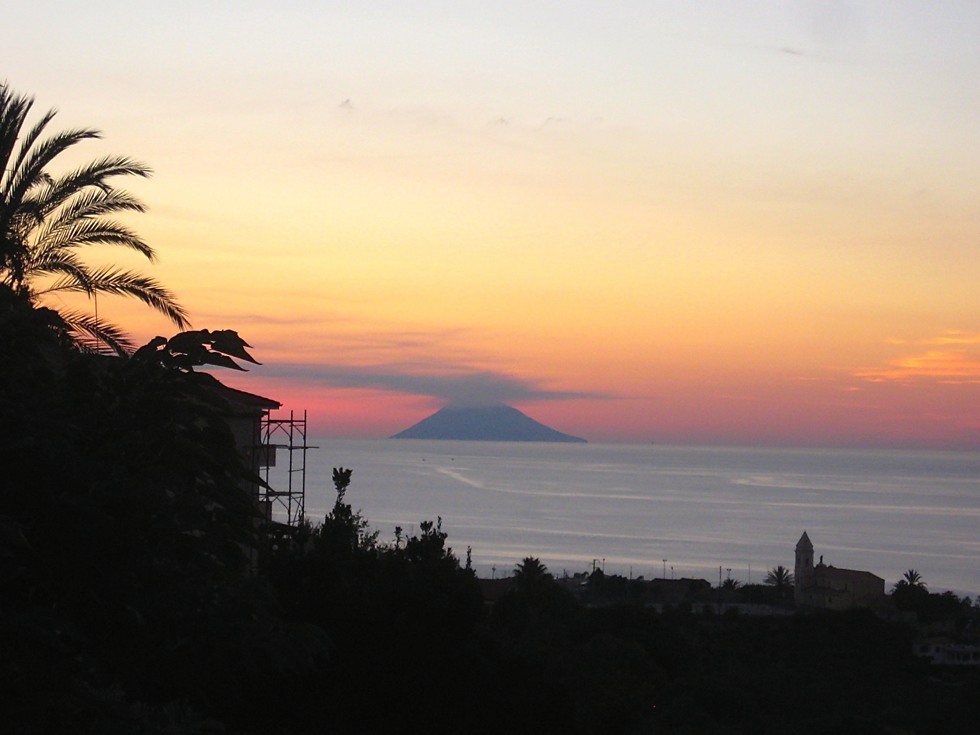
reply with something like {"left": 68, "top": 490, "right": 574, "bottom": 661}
{"left": 3, "top": 303, "right": 979, "bottom": 733}
{"left": 0, "top": 321, "right": 327, "bottom": 733}
{"left": 266, "top": 470, "right": 485, "bottom": 732}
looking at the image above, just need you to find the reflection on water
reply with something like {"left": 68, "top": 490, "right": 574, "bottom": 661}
{"left": 287, "top": 439, "right": 979, "bottom": 595}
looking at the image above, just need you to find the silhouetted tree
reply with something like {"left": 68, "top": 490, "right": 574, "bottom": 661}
{"left": 891, "top": 569, "right": 932, "bottom": 619}
{"left": 895, "top": 568, "right": 926, "bottom": 591}
{"left": 316, "top": 466, "right": 376, "bottom": 556}
{"left": 0, "top": 81, "right": 187, "bottom": 353}
{"left": 404, "top": 517, "right": 446, "bottom": 562}
{"left": 766, "top": 565, "right": 794, "bottom": 600}
{"left": 495, "top": 556, "right": 577, "bottom": 633}
{"left": 513, "top": 556, "right": 550, "bottom": 585}
{"left": 0, "top": 327, "right": 330, "bottom": 732}
{"left": 509, "top": 556, "right": 558, "bottom": 604}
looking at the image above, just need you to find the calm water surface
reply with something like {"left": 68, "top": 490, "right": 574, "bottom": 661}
{"left": 274, "top": 439, "right": 980, "bottom": 596}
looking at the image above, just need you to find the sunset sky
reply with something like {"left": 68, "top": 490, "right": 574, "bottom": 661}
{"left": 6, "top": 2, "right": 980, "bottom": 448}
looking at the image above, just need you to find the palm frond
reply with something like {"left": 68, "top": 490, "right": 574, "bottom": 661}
{"left": 32, "top": 217, "right": 153, "bottom": 261}
{"left": 58, "top": 154, "right": 152, "bottom": 188}
{"left": 5, "top": 111, "right": 59, "bottom": 196}
{"left": 45, "top": 187, "right": 146, "bottom": 228}
{"left": 44, "top": 265, "right": 190, "bottom": 328}
{"left": 35, "top": 155, "right": 151, "bottom": 218}
{"left": 28, "top": 251, "right": 92, "bottom": 292}
{"left": 2, "top": 127, "right": 101, "bottom": 211}
{"left": 57, "top": 307, "right": 134, "bottom": 355}
{"left": 31, "top": 188, "right": 147, "bottom": 254}
{"left": 0, "top": 83, "right": 35, "bottom": 188}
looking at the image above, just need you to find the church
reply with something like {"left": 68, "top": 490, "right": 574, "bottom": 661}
{"left": 794, "top": 531, "right": 886, "bottom": 610}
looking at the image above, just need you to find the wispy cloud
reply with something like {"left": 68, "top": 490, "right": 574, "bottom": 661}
{"left": 207, "top": 315, "right": 612, "bottom": 405}
{"left": 256, "top": 361, "right": 609, "bottom": 406}
{"left": 854, "top": 331, "right": 980, "bottom": 384}
{"left": 924, "top": 331, "right": 980, "bottom": 346}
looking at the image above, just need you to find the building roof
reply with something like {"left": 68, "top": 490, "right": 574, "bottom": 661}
{"left": 796, "top": 531, "right": 813, "bottom": 550}
{"left": 812, "top": 564, "right": 884, "bottom": 585}
{"left": 192, "top": 372, "right": 281, "bottom": 412}
{"left": 218, "top": 384, "right": 281, "bottom": 410}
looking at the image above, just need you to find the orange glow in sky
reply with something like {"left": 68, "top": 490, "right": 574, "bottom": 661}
{"left": 9, "top": 3, "right": 980, "bottom": 448}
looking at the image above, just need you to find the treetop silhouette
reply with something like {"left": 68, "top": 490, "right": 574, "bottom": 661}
{"left": 0, "top": 81, "right": 188, "bottom": 354}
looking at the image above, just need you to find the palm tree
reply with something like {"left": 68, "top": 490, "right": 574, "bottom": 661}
{"left": 507, "top": 556, "right": 572, "bottom": 611}
{"left": 766, "top": 565, "right": 794, "bottom": 589}
{"left": 511, "top": 556, "right": 558, "bottom": 598}
{"left": 513, "top": 556, "right": 550, "bottom": 585}
{"left": 903, "top": 569, "right": 924, "bottom": 588}
{"left": 0, "top": 82, "right": 188, "bottom": 353}
{"left": 766, "top": 564, "right": 795, "bottom": 600}
{"left": 891, "top": 568, "right": 928, "bottom": 613}
{"left": 893, "top": 568, "right": 926, "bottom": 592}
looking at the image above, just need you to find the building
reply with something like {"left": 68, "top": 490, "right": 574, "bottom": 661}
{"left": 794, "top": 531, "right": 885, "bottom": 610}
{"left": 914, "top": 637, "right": 980, "bottom": 666}
{"left": 211, "top": 381, "right": 282, "bottom": 497}
{"left": 207, "top": 377, "right": 310, "bottom": 526}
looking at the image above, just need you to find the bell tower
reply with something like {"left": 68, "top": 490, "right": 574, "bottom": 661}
{"left": 794, "top": 531, "right": 813, "bottom": 603}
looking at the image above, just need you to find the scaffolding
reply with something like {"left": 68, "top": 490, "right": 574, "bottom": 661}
{"left": 257, "top": 410, "right": 315, "bottom": 526}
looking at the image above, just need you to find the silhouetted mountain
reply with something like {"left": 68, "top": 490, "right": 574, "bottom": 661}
{"left": 391, "top": 404, "right": 586, "bottom": 443}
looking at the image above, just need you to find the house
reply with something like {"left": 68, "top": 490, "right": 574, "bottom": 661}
{"left": 914, "top": 637, "right": 980, "bottom": 666}
{"left": 209, "top": 380, "right": 281, "bottom": 498}
{"left": 208, "top": 378, "right": 311, "bottom": 526}
{"left": 794, "top": 531, "right": 885, "bottom": 610}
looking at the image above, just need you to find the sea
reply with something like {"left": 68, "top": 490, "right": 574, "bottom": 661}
{"left": 272, "top": 439, "right": 980, "bottom": 598}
